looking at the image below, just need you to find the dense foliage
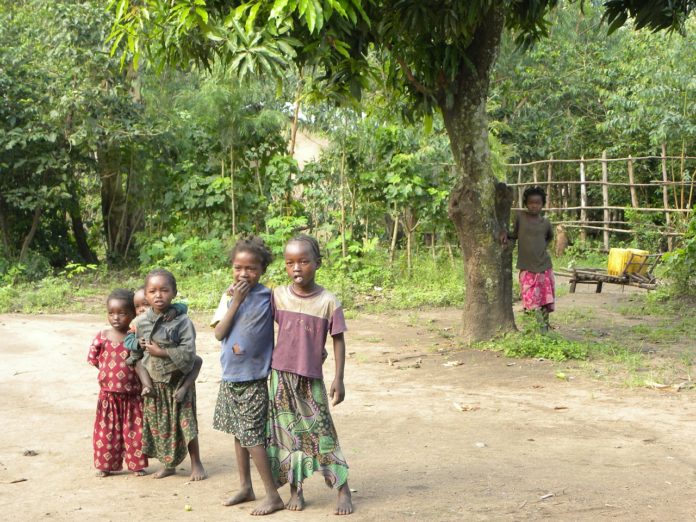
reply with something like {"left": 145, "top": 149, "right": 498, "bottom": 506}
{"left": 1, "top": 1, "right": 695, "bottom": 311}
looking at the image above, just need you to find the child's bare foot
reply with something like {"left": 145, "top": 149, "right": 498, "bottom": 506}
{"left": 153, "top": 467, "right": 176, "bottom": 479}
{"left": 174, "top": 384, "right": 190, "bottom": 403}
{"left": 133, "top": 470, "right": 147, "bottom": 476}
{"left": 223, "top": 487, "right": 255, "bottom": 506}
{"left": 95, "top": 470, "right": 110, "bottom": 478}
{"left": 335, "top": 484, "right": 353, "bottom": 515}
{"left": 251, "top": 494, "right": 285, "bottom": 516}
{"left": 286, "top": 486, "right": 305, "bottom": 511}
{"left": 141, "top": 386, "right": 154, "bottom": 398}
{"left": 189, "top": 461, "right": 207, "bottom": 481}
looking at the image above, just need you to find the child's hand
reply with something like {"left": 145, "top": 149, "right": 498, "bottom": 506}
{"left": 329, "top": 378, "right": 345, "bottom": 406}
{"left": 143, "top": 340, "right": 167, "bottom": 357}
{"left": 173, "top": 384, "right": 189, "bottom": 403}
{"left": 499, "top": 231, "right": 508, "bottom": 246}
{"left": 231, "top": 280, "right": 250, "bottom": 305}
{"left": 225, "top": 283, "right": 235, "bottom": 296}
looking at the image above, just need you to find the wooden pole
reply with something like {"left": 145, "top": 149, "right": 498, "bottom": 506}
{"left": 517, "top": 160, "right": 523, "bottom": 208}
{"left": 601, "top": 150, "right": 610, "bottom": 251}
{"left": 627, "top": 155, "right": 639, "bottom": 208}
{"left": 546, "top": 157, "right": 553, "bottom": 219}
{"left": 661, "top": 144, "right": 673, "bottom": 250}
{"left": 579, "top": 156, "right": 587, "bottom": 242}
{"left": 532, "top": 166, "right": 538, "bottom": 185}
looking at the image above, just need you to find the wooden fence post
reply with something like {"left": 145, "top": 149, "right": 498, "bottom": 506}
{"left": 661, "top": 144, "right": 673, "bottom": 250}
{"left": 579, "top": 156, "right": 587, "bottom": 242}
{"left": 533, "top": 166, "right": 539, "bottom": 185}
{"left": 517, "top": 160, "right": 523, "bottom": 208}
{"left": 627, "top": 155, "right": 639, "bottom": 208}
{"left": 546, "top": 157, "right": 553, "bottom": 219}
{"left": 601, "top": 150, "right": 610, "bottom": 251}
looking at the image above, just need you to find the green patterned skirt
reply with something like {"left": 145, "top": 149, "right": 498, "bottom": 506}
{"left": 213, "top": 379, "right": 268, "bottom": 448}
{"left": 142, "top": 381, "right": 198, "bottom": 468}
{"left": 266, "top": 369, "right": 349, "bottom": 489}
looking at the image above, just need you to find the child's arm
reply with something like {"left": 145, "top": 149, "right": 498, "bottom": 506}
{"left": 87, "top": 332, "right": 104, "bottom": 367}
{"left": 329, "top": 333, "right": 346, "bottom": 406}
{"left": 213, "top": 281, "right": 250, "bottom": 341}
{"left": 174, "top": 355, "right": 203, "bottom": 402}
{"left": 500, "top": 213, "right": 519, "bottom": 245}
{"left": 545, "top": 219, "right": 554, "bottom": 246}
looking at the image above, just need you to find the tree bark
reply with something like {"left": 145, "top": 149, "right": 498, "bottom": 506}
{"left": 440, "top": 5, "right": 515, "bottom": 343}
{"left": 68, "top": 201, "right": 98, "bottom": 264}
{"left": 98, "top": 145, "right": 141, "bottom": 263}
{"left": 19, "top": 202, "right": 42, "bottom": 262}
{"left": 0, "top": 193, "right": 13, "bottom": 256}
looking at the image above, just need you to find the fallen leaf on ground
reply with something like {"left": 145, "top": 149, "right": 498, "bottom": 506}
{"left": 443, "top": 360, "right": 463, "bottom": 367}
{"left": 532, "top": 384, "right": 544, "bottom": 389}
{"left": 554, "top": 406, "right": 568, "bottom": 410}
{"left": 555, "top": 372, "right": 568, "bottom": 381}
{"left": 453, "top": 402, "right": 480, "bottom": 412}
{"left": 23, "top": 450, "right": 38, "bottom": 457}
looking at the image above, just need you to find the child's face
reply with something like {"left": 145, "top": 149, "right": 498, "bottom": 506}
{"left": 525, "top": 194, "right": 544, "bottom": 215}
{"left": 145, "top": 275, "right": 176, "bottom": 314}
{"left": 107, "top": 299, "right": 135, "bottom": 333}
{"left": 233, "top": 251, "right": 263, "bottom": 288}
{"left": 133, "top": 290, "right": 148, "bottom": 316}
{"left": 284, "top": 241, "right": 319, "bottom": 289}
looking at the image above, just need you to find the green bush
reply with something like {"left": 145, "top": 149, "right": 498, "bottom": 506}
{"left": 138, "top": 234, "right": 228, "bottom": 273}
{"left": 663, "top": 213, "right": 696, "bottom": 295}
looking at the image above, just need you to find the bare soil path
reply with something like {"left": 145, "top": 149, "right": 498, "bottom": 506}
{"left": 1, "top": 283, "right": 695, "bottom": 521}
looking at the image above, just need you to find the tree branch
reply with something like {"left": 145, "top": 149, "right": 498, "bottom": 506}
{"left": 394, "top": 55, "right": 431, "bottom": 96}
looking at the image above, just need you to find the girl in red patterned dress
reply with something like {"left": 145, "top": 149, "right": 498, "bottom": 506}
{"left": 501, "top": 186, "right": 555, "bottom": 331}
{"left": 88, "top": 288, "right": 148, "bottom": 477}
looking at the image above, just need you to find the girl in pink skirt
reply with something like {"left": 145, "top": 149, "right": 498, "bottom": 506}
{"left": 502, "top": 186, "right": 555, "bottom": 331}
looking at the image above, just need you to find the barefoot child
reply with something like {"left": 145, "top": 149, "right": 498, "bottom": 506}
{"left": 87, "top": 289, "right": 148, "bottom": 477}
{"left": 210, "top": 236, "right": 284, "bottom": 516}
{"left": 124, "top": 287, "right": 200, "bottom": 398}
{"left": 266, "top": 234, "right": 353, "bottom": 515}
{"left": 501, "top": 186, "right": 555, "bottom": 330}
{"left": 136, "top": 269, "right": 206, "bottom": 480}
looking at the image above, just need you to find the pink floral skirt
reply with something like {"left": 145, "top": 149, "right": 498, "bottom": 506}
{"left": 519, "top": 269, "right": 555, "bottom": 312}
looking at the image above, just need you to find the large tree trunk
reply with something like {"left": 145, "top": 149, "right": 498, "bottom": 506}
{"left": 440, "top": 5, "right": 515, "bottom": 343}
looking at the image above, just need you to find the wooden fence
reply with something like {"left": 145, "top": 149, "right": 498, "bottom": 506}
{"left": 505, "top": 146, "right": 695, "bottom": 251}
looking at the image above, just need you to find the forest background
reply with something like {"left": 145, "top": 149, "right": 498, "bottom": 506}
{"left": 1, "top": 1, "right": 695, "bottom": 335}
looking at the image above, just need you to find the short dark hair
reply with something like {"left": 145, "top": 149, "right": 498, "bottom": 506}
{"left": 145, "top": 268, "right": 177, "bottom": 293}
{"left": 230, "top": 236, "right": 273, "bottom": 270}
{"left": 107, "top": 288, "right": 135, "bottom": 314}
{"left": 523, "top": 186, "right": 547, "bottom": 205}
{"left": 287, "top": 234, "right": 322, "bottom": 265}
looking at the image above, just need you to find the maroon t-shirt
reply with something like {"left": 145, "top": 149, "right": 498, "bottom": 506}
{"left": 271, "top": 285, "right": 347, "bottom": 379}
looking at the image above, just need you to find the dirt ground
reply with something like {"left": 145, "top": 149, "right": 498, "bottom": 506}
{"left": 1, "top": 282, "right": 696, "bottom": 521}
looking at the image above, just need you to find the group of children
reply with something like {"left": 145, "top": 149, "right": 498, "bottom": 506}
{"left": 88, "top": 188, "right": 554, "bottom": 516}
{"left": 87, "top": 234, "right": 353, "bottom": 516}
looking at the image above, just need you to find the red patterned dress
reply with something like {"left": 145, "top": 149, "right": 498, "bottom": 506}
{"left": 87, "top": 332, "right": 148, "bottom": 472}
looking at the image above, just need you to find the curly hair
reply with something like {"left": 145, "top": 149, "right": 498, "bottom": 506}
{"left": 144, "top": 268, "right": 177, "bottom": 293}
{"left": 229, "top": 235, "right": 273, "bottom": 270}
{"left": 106, "top": 288, "right": 136, "bottom": 314}
{"left": 287, "top": 234, "right": 322, "bottom": 265}
{"left": 523, "top": 186, "right": 547, "bottom": 206}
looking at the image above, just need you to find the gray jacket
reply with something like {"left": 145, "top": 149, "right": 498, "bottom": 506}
{"left": 137, "top": 307, "right": 196, "bottom": 383}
